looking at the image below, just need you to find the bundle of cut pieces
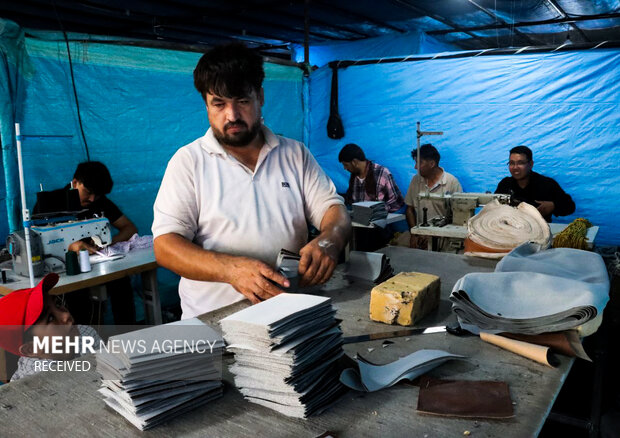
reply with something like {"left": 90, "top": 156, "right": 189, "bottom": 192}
{"left": 352, "top": 201, "right": 388, "bottom": 225}
{"left": 96, "top": 319, "right": 224, "bottom": 430}
{"left": 451, "top": 243, "right": 609, "bottom": 335}
{"left": 220, "top": 293, "right": 347, "bottom": 418}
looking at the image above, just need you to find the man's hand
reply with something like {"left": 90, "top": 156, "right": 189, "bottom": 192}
{"left": 535, "top": 200, "right": 555, "bottom": 218}
{"left": 298, "top": 237, "right": 339, "bottom": 286}
{"left": 68, "top": 240, "right": 98, "bottom": 254}
{"left": 224, "top": 256, "right": 289, "bottom": 304}
{"left": 409, "top": 234, "right": 428, "bottom": 249}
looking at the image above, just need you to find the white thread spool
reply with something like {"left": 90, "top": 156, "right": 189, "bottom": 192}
{"left": 79, "top": 249, "right": 91, "bottom": 273}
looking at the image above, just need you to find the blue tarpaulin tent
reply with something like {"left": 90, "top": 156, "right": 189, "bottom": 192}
{"left": 0, "top": 16, "right": 618, "bottom": 310}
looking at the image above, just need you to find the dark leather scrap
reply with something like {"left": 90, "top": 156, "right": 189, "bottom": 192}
{"left": 417, "top": 376, "right": 514, "bottom": 419}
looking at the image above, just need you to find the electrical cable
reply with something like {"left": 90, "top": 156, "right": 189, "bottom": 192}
{"left": 51, "top": 0, "right": 91, "bottom": 161}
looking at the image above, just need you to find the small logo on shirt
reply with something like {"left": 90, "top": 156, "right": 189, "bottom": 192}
{"left": 281, "top": 182, "right": 290, "bottom": 188}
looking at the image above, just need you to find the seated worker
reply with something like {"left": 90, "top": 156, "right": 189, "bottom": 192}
{"left": 0, "top": 273, "right": 102, "bottom": 381}
{"left": 404, "top": 144, "right": 462, "bottom": 249}
{"left": 338, "top": 143, "right": 405, "bottom": 213}
{"left": 34, "top": 161, "right": 137, "bottom": 250}
{"left": 33, "top": 161, "right": 138, "bottom": 325}
{"left": 495, "top": 145, "right": 575, "bottom": 222}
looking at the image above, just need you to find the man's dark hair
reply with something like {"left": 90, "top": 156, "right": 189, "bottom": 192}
{"left": 338, "top": 143, "right": 366, "bottom": 163}
{"left": 193, "top": 43, "right": 265, "bottom": 101}
{"left": 510, "top": 145, "right": 533, "bottom": 162}
{"left": 411, "top": 143, "right": 440, "bottom": 165}
{"left": 73, "top": 161, "right": 113, "bottom": 196}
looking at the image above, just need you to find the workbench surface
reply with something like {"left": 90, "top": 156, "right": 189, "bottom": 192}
{"left": 0, "top": 247, "right": 572, "bottom": 437}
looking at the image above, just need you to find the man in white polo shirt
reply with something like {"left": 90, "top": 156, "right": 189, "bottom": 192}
{"left": 152, "top": 43, "right": 351, "bottom": 319}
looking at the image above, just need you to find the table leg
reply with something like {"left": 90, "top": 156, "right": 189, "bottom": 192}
{"left": 141, "top": 269, "right": 162, "bottom": 325}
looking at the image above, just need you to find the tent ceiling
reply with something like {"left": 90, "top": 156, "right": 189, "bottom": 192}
{"left": 2, "top": 0, "right": 619, "bottom": 58}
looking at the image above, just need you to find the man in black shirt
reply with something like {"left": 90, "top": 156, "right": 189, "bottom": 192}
{"left": 34, "top": 161, "right": 137, "bottom": 252}
{"left": 495, "top": 145, "right": 575, "bottom": 222}
{"left": 33, "top": 161, "right": 138, "bottom": 324}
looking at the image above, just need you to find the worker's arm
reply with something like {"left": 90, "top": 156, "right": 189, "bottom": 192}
{"left": 153, "top": 233, "right": 289, "bottom": 304}
{"left": 68, "top": 240, "right": 98, "bottom": 254}
{"left": 111, "top": 215, "right": 138, "bottom": 243}
{"left": 405, "top": 204, "right": 417, "bottom": 228}
{"left": 298, "top": 204, "right": 351, "bottom": 286}
{"left": 405, "top": 204, "right": 426, "bottom": 249}
{"left": 541, "top": 179, "right": 576, "bottom": 217}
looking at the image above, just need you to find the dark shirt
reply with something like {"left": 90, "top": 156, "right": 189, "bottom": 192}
{"left": 495, "top": 171, "right": 575, "bottom": 222}
{"left": 33, "top": 185, "right": 123, "bottom": 223}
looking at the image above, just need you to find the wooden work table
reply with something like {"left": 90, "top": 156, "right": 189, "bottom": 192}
{"left": 0, "top": 247, "right": 574, "bottom": 437}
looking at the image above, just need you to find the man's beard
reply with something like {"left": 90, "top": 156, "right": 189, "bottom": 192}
{"left": 213, "top": 119, "right": 262, "bottom": 147}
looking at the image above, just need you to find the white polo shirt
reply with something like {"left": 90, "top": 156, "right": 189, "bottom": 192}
{"left": 152, "top": 126, "right": 343, "bottom": 318}
{"left": 404, "top": 168, "right": 463, "bottom": 221}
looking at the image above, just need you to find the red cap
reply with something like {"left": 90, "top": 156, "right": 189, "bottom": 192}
{"left": 0, "top": 273, "right": 59, "bottom": 355}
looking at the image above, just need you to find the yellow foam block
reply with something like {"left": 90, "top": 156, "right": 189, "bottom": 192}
{"left": 369, "top": 272, "right": 441, "bottom": 326}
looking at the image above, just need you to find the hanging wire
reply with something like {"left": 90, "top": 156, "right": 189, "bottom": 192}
{"left": 51, "top": 0, "right": 91, "bottom": 161}
{"left": 495, "top": 0, "right": 499, "bottom": 48}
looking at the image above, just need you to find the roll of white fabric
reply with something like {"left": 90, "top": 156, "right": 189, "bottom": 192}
{"left": 465, "top": 200, "right": 551, "bottom": 258}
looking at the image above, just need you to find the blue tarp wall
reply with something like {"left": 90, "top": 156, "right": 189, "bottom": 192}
{"left": 0, "top": 23, "right": 304, "bottom": 307}
{"left": 16, "top": 40, "right": 302, "bottom": 237}
{"left": 1, "top": 19, "right": 619, "bottom": 262}
{"left": 309, "top": 49, "right": 620, "bottom": 245}
{"left": 290, "top": 31, "right": 457, "bottom": 67}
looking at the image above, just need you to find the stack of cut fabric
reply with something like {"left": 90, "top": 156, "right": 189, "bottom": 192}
{"left": 275, "top": 248, "right": 301, "bottom": 292}
{"left": 96, "top": 319, "right": 224, "bottom": 430}
{"left": 352, "top": 201, "right": 388, "bottom": 225}
{"left": 345, "top": 250, "right": 394, "bottom": 283}
{"left": 451, "top": 243, "right": 609, "bottom": 335}
{"left": 464, "top": 200, "right": 551, "bottom": 259}
{"left": 220, "top": 293, "right": 346, "bottom": 418}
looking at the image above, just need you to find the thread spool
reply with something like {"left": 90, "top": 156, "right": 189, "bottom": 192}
{"left": 79, "top": 249, "right": 91, "bottom": 273}
{"left": 66, "top": 251, "right": 80, "bottom": 276}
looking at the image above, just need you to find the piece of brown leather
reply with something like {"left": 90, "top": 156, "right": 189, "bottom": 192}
{"left": 463, "top": 238, "right": 510, "bottom": 255}
{"left": 500, "top": 331, "right": 583, "bottom": 358}
{"left": 417, "top": 376, "right": 514, "bottom": 419}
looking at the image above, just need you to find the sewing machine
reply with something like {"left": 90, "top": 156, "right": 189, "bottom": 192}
{"left": 417, "top": 192, "right": 511, "bottom": 226}
{"left": 7, "top": 217, "right": 112, "bottom": 277}
{"left": 412, "top": 192, "right": 511, "bottom": 252}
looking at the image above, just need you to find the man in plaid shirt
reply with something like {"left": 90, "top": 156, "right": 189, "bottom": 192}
{"left": 338, "top": 143, "right": 405, "bottom": 213}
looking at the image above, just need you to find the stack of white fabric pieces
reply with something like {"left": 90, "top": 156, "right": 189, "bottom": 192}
{"left": 220, "top": 293, "right": 347, "bottom": 418}
{"left": 96, "top": 319, "right": 224, "bottom": 430}
{"left": 352, "top": 201, "right": 388, "bottom": 225}
{"left": 451, "top": 242, "right": 610, "bottom": 335}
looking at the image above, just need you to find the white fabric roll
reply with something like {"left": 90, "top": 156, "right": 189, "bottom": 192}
{"left": 466, "top": 200, "right": 551, "bottom": 258}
